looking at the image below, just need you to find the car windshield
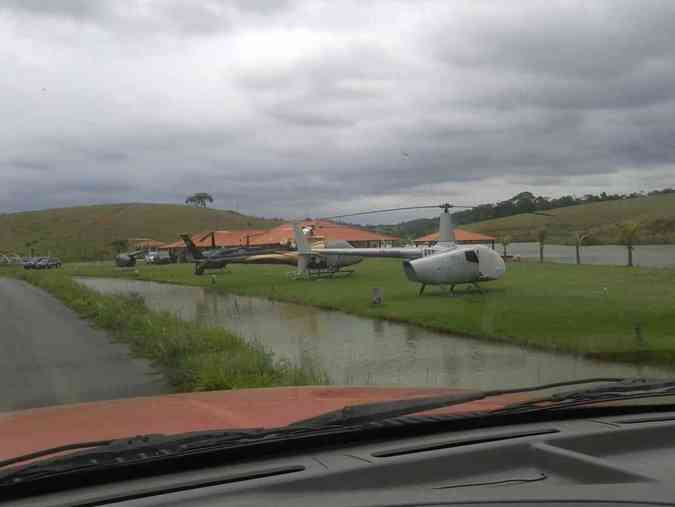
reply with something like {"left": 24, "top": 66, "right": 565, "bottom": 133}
{"left": 1, "top": 0, "right": 675, "bottom": 471}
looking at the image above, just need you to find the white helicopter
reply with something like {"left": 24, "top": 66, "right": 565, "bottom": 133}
{"left": 293, "top": 203, "right": 506, "bottom": 295}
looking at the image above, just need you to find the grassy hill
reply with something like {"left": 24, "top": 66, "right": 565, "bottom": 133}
{"left": 0, "top": 203, "right": 281, "bottom": 261}
{"left": 370, "top": 217, "right": 438, "bottom": 241}
{"left": 464, "top": 193, "right": 675, "bottom": 244}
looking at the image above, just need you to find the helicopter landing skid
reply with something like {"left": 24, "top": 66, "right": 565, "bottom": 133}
{"left": 289, "top": 268, "right": 355, "bottom": 280}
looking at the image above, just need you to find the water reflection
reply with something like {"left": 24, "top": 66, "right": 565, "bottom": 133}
{"left": 76, "top": 278, "right": 674, "bottom": 390}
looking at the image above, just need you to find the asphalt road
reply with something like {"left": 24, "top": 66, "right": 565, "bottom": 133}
{"left": 0, "top": 278, "right": 170, "bottom": 412}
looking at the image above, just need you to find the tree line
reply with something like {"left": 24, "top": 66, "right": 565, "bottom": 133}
{"left": 370, "top": 187, "right": 674, "bottom": 240}
{"left": 451, "top": 188, "right": 674, "bottom": 225}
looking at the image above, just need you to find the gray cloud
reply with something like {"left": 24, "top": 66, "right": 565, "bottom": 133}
{"left": 0, "top": 0, "right": 108, "bottom": 20}
{"left": 0, "top": 0, "right": 233, "bottom": 36}
{"left": 437, "top": 1, "right": 675, "bottom": 79}
{"left": 4, "top": 159, "right": 51, "bottom": 172}
{"left": 266, "top": 107, "right": 357, "bottom": 128}
{"left": 0, "top": 0, "right": 674, "bottom": 221}
{"left": 230, "top": 0, "right": 290, "bottom": 13}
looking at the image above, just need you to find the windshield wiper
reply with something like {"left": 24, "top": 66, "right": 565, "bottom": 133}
{"left": 0, "top": 439, "right": 115, "bottom": 470}
{"left": 488, "top": 377, "right": 675, "bottom": 417}
{"left": 4, "top": 377, "right": 675, "bottom": 487}
{"left": 0, "top": 428, "right": 295, "bottom": 485}
{"left": 289, "top": 377, "right": 675, "bottom": 428}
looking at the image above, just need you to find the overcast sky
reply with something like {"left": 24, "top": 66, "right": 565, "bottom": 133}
{"left": 2, "top": 0, "right": 674, "bottom": 223}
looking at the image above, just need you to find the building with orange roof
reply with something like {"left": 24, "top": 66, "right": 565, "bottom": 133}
{"left": 414, "top": 230, "right": 496, "bottom": 248}
{"left": 191, "top": 230, "right": 267, "bottom": 248}
{"left": 159, "top": 231, "right": 220, "bottom": 251}
{"left": 160, "top": 221, "right": 399, "bottom": 256}
{"left": 247, "top": 221, "right": 399, "bottom": 248}
{"left": 159, "top": 230, "right": 259, "bottom": 252}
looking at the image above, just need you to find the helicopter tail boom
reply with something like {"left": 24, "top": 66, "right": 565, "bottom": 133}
{"left": 180, "top": 234, "right": 204, "bottom": 260}
{"left": 292, "top": 223, "right": 311, "bottom": 254}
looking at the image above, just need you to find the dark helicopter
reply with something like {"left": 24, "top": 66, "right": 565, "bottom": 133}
{"left": 114, "top": 250, "right": 145, "bottom": 267}
{"left": 180, "top": 235, "right": 295, "bottom": 275}
{"left": 180, "top": 229, "right": 362, "bottom": 277}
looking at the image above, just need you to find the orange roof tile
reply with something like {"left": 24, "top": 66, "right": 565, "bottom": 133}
{"left": 245, "top": 221, "right": 399, "bottom": 246}
{"left": 160, "top": 222, "right": 399, "bottom": 249}
{"left": 415, "top": 229, "right": 495, "bottom": 242}
{"left": 193, "top": 229, "right": 267, "bottom": 247}
{"left": 159, "top": 238, "right": 191, "bottom": 250}
{"left": 159, "top": 230, "right": 211, "bottom": 249}
{"left": 159, "top": 230, "right": 266, "bottom": 249}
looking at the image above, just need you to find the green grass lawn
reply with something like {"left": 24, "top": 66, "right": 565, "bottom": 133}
{"left": 61, "top": 259, "right": 675, "bottom": 365}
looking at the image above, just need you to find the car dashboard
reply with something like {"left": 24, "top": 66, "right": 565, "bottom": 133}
{"left": 8, "top": 410, "right": 675, "bottom": 506}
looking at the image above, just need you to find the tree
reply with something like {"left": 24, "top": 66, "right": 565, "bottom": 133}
{"left": 185, "top": 192, "right": 214, "bottom": 208}
{"left": 619, "top": 222, "right": 641, "bottom": 267}
{"left": 500, "top": 235, "right": 512, "bottom": 257}
{"left": 574, "top": 231, "right": 590, "bottom": 265}
{"left": 24, "top": 240, "right": 39, "bottom": 257}
{"left": 537, "top": 228, "right": 547, "bottom": 263}
{"left": 510, "top": 191, "right": 536, "bottom": 214}
{"left": 110, "top": 239, "right": 129, "bottom": 254}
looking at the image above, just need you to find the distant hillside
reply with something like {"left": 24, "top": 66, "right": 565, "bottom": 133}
{"left": 0, "top": 203, "right": 282, "bottom": 261}
{"left": 465, "top": 193, "right": 675, "bottom": 244}
{"left": 370, "top": 218, "right": 439, "bottom": 241}
{"left": 367, "top": 193, "right": 675, "bottom": 244}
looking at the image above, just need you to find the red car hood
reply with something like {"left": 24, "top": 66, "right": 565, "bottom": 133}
{"left": 0, "top": 386, "right": 530, "bottom": 461}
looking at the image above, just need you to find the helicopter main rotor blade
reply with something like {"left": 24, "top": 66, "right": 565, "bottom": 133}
{"left": 321, "top": 203, "right": 475, "bottom": 220}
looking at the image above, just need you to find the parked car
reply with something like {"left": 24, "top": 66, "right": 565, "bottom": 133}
{"left": 35, "top": 257, "right": 62, "bottom": 269}
{"left": 145, "top": 251, "right": 175, "bottom": 265}
{"left": 22, "top": 257, "right": 41, "bottom": 269}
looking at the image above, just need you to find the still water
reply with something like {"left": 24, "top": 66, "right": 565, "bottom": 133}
{"left": 76, "top": 278, "right": 674, "bottom": 390}
{"left": 508, "top": 242, "right": 675, "bottom": 267}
